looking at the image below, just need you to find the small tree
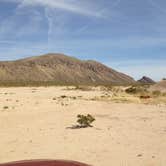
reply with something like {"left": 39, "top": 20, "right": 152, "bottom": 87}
{"left": 77, "top": 114, "right": 95, "bottom": 128}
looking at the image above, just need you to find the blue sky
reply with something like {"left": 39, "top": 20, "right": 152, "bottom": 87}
{"left": 0, "top": 0, "right": 166, "bottom": 80}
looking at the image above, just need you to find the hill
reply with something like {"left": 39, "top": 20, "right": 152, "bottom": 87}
{"left": 137, "top": 76, "right": 156, "bottom": 84}
{"left": 0, "top": 53, "right": 135, "bottom": 86}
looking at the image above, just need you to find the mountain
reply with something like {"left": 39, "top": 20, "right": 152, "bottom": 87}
{"left": 137, "top": 76, "right": 155, "bottom": 84}
{"left": 0, "top": 53, "right": 135, "bottom": 85}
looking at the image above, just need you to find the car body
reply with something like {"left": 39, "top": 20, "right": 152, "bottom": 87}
{"left": 0, "top": 160, "right": 92, "bottom": 166}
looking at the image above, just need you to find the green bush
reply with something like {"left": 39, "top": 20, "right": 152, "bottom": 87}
{"left": 77, "top": 114, "right": 95, "bottom": 128}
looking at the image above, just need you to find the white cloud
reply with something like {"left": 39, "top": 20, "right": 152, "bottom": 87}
{"left": 0, "top": 0, "right": 108, "bottom": 43}
{"left": 44, "top": 7, "right": 68, "bottom": 44}
{"left": 0, "top": 6, "right": 44, "bottom": 39}
{"left": 49, "top": 36, "right": 166, "bottom": 50}
{"left": 2, "top": 0, "right": 106, "bottom": 18}
{"left": 44, "top": 7, "right": 53, "bottom": 44}
{"left": 148, "top": 0, "right": 166, "bottom": 14}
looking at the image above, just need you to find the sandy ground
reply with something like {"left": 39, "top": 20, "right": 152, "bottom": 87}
{"left": 0, "top": 86, "right": 166, "bottom": 166}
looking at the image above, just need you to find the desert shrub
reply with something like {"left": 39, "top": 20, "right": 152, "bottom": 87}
{"left": 74, "top": 85, "right": 92, "bottom": 91}
{"left": 0, "top": 81, "right": 75, "bottom": 87}
{"left": 162, "top": 92, "right": 166, "bottom": 96}
{"left": 71, "top": 96, "right": 77, "bottom": 100}
{"left": 3, "top": 106, "right": 9, "bottom": 109}
{"left": 61, "top": 95, "right": 67, "bottom": 98}
{"left": 125, "top": 86, "right": 147, "bottom": 94}
{"left": 77, "top": 114, "right": 95, "bottom": 128}
{"left": 152, "top": 90, "right": 161, "bottom": 97}
{"left": 125, "top": 87, "right": 137, "bottom": 94}
{"left": 103, "top": 85, "right": 113, "bottom": 91}
{"left": 139, "top": 95, "right": 151, "bottom": 99}
{"left": 112, "top": 87, "right": 124, "bottom": 93}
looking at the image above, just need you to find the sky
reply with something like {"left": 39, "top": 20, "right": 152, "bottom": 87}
{"left": 0, "top": 0, "right": 166, "bottom": 81}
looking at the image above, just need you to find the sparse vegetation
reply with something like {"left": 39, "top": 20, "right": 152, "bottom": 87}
{"left": 125, "top": 86, "right": 137, "bottom": 94}
{"left": 71, "top": 96, "right": 77, "bottom": 100}
{"left": 0, "top": 81, "right": 75, "bottom": 87}
{"left": 140, "top": 95, "right": 151, "bottom": 99}
{"left": 61, "top": 95, "right": 67, "bottom": 98}
{"left": 152, "top": 90, "right": 161, "bottom": 97}
{"left": 102, "top": 85, "right": 113, "bottom": 91}
{"left": 77, "top": 114, "right": 95, "bottom": 128}
{"left": 162, "top": 92, "right": 166, "bottom": 97}
{"left": 74, "top": 85, "right": 93, "bottom": 91}
{"left": 3, "top": 106, "right": 9, "bottom": 109}
{"left": 125, "top": 86, "right": 148, "bottom": 95}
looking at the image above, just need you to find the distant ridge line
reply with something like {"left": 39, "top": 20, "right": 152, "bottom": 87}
{"left": 0, "top": 53, "right": 135, "bottom": 86}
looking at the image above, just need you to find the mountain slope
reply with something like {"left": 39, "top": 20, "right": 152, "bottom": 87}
{"left": 0, "top": 53, "right": 135, "bottom": 85}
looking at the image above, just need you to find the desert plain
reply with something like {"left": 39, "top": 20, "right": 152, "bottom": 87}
{"left": 0, "top": 86, "right": 166, "bottom": 166}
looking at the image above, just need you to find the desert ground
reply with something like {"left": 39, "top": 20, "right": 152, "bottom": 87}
{"left": 0, "top": 86, "right": 166, "bottom": 166}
